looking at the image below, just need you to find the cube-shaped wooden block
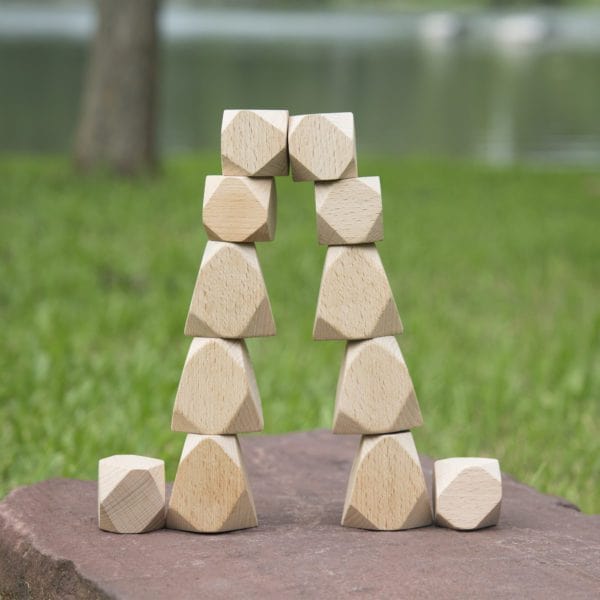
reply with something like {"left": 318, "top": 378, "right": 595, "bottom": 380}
{"left": 98, "top": 455, "right": 165, "bottom": 533}
{"left": 221, "top": 109, "right": 289, "bottom": 177}
{"left": 315, "top": 177, "right": 383, "bottom": 245}
{"left": 434, "top": 458, "right": 502, "bottom": 530}
{"left": 203, "top": 176, "right": 276, "bottom": 242}
{"left": 288, "top": 113, "right": 358, "bottom": 182}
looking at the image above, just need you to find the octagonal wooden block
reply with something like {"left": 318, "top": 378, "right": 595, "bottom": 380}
{"left": 221, "top": 109, "right": 289, "bottom": 177}
{"left": 333, "top": 336, "right": 423, "bottom": 434}
{"left": 313, "top": 244, "right": 403, "bottom": 340}
{"left": 203, "top": 176, "right": 276, "bottom": 243}
{"left": 98, "top": 455, "right": 165, "bottom": 534}
{"left": 434, "top": 458, "right": 502, "bottom": 531}
{"left": 288, "top": 113, "right": 358, "bottom": 182}
{"left": 184, "top": 241, "right": 276, "bottom": 339}
{"left": 342, "top": 432, "right": 432, "bottom": 531}
{"left": 315, "top": 177, "right": 383, "bottom": 245}
{"left": 167, "top": 434, "right": 258, "bottom": 533}
{"left": 171, "top": 338, "right": 263, "bottom": 435}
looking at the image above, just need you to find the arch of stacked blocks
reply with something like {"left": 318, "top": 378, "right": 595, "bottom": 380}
{"left": 97, "top": 110, "right": 502, "bottom": 534}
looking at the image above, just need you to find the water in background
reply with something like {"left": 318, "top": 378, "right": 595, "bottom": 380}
{"left": 1, "top": 5, "right": 599, "bottom": 165}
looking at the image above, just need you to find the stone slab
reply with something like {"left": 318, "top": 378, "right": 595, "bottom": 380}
{"left": 1, "top": 431, "right": 599, "bottom": 599}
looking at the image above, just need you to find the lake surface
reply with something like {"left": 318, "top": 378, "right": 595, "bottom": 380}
{"left": 1, "top": 5, "right": 600, "bottom": 164}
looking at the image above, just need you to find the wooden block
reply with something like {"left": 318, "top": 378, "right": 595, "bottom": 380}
{"left": 98, "top": 455, "right": 165, "bottom": 534}
{"left": 167, "top": 434, "right": 258, "bottom": 533}
{"left": 203, "top": 176, "right": 276, "bottom": 243}
{"left": 313, "top": 244, "right": 403, "bottom": 340}
{"left": 171, "top": 338, "right": 263, "bottom": 435}
{"left": 184, "top": 241, "right": 276, "bottom": 339}
{"left": 434, "top": 458, "right": 502, "bottom": 531}
{"left": 221, "top": 109, "right": 289, "bottom": 177}
{"left": 342, "top": 432, "right": 432, "bottom": 530}
{"left": 315, "top": 177, "right": 383, "bottom": 245}
{"left": 333, "top": 336, "right": 423, "bottom": 434}
{"left": 288, "top": 113, "right": 358, "bottom": 182}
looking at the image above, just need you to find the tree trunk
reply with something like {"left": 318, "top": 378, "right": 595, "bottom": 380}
{"left": 74, "top": 0, "right": 159, "bottom": 175}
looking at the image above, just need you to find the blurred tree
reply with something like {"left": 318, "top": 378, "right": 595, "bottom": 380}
{"left": 74, "top": 0, "right": 159, "bottom": 175}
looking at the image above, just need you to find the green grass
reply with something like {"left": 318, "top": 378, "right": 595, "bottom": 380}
{"left": 0, "top": 155, "right": 598, "bottom": 513}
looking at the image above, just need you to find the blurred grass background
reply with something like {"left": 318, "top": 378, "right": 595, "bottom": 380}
{"left": 1, "top": 154, "right": 598, "bottom": 512}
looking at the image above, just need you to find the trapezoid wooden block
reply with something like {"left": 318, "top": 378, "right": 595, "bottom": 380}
{"left": 315, "top": 176, "right": 383, "bottom": 245}
{"left": 184, "top": 241, "right": 276, "bottom": 339}
{"left": 171, "top": 338, "right": 263, "bottom": 435}
{"left": 288, "top": 113, "right": 358, "bottom": 182}
{"left": 166, "top": 434, "right": 258, "bottom": 533}
{"left": 203, "top": 176, "right": 276, "bottom": 243}
{"left": 221, "top": 109, "right": 289, "bottom": 177}
{"left": 313, "top": 244, "right": 403, "bottom": 340}
{"left": 434, "top": 458, "right": 502, "bottom": 531}
{"left": 333, "top": 336, "right": 423, "bottom": 434}
{"left": 98, "top": 455, "right": 165, "bottom": 534}
{"left": 342, "top": 432, "right": 432, "bottom": 531}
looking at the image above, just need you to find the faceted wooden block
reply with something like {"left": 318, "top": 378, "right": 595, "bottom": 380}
{"left": 203, "top": 176, "right": 276, "bottom": 243}
{"left": 342, "top": 432, "right": 432, "bottom": 531}
{"left": 434, "top": 458, "right": 502, "bottom": 531}
{"left": 171, "top": 338, "right": 263, "bottom": 435}
{"left": 333, "top": 336, "right": 423, "bottom": 434}
{"left": 313, "top": 244, "right": 403, "bottom": 340}
{"left": 184, "top": 241, "right": 276, "bottom": 339}
{"left": 221, "top": 109, "right": 289, "bottom": 177}
{"left": 288, "top": 113, "right": 358, "bottom": 182}
{"left": 315, "top": 177, "right": 383, "bottom": 245}
{"left": 167, "top": 434, "right": 258, "bottom": 533}
{"left": 98, "top": 455, "right": 165, "bottom": 534}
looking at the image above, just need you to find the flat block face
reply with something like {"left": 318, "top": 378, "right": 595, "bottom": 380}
{"left": 313, "top": 244, "right": 403, "bottom": 340}
{"left": 342, "top": 433, "right": 432, "bottom": 531}
{"left": 434, "top": 458, "right": 502, "bottom": 531}
{"left": 333, "top": 337, "right": 423, "bottom": 434}
{"left": 221, "top": 109, "right": 289, "bottom": 177}
{"left": 171, "top": 338, "right": 263, "bottom": 434}
{"left": 203, "top": 176, "right": 276, "bottom": 242}
{"left": 184, "top": 241, "right": 276, "bottom": 339}
{"left": 315, "top": 177, "right": 383, "bottom": 245}
{"left": 288, "top": 113, "right": 358, "bottom": 182}
{"left": 167, "top": 435, "right": 258, "bottom": 533}
{"left": 98, "top": 455, "right": 165, "bottom": 534}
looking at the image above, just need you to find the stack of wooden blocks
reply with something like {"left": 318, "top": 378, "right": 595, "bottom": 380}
{"left": 97, "top": 109, "right": 502, "bottom": 536}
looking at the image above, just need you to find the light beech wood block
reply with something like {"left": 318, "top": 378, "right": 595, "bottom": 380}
{"left": 434, "top": 458, "right": 502, "bottom": 531}
{"left": 203, "top": 176, "right": 276, "bottom": 243}
{"left": 333, "top": 336, "right": 423, "bottom": 434}
{"left": 167, "top": 434, "right": 258, "bottom": 533}
{"left": 288, "top": 113, "right": 358, "bottom": 182}
{"left": 184, "top": 241, "right": 276, "bottom": 339}
{"left": 315, "top": 177, "right": 383, "bottom": 245}
{"left": 98, "top": 455, "right": 165, "bottom": 534}
{"left": 342, "top": 432, "right": 432, "bottom": 531}
{"left": 313, "top": 244, "right": 403, "bottom": 340}
{"left": 221, "top": 109, "right": 289, "bottom": 177}
{"left": 171, "top": 338, "right": 263, "bottom": 434}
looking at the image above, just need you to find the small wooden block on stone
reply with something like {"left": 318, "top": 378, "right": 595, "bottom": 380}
{"left": 434, "top": 457, "right": 502, "bottom": 530}
{"left": 203, "top": 176, "right": 276, "bottom": 242}
{"left": 342, "top": 432, "right": 432, "bottom": 531}
{"left": 184, "top": 241, "right": 276, "bottom": 339}
{"left": 288, "top": 113, "right": 358, "bottom": 182}
{"left": 167, "top": 434, "right": 258, "bottom": 533}
{"left": 333, "top": 336, "right": 422, "bottom": 434}
{"left": 313, "top": 244, "right": 403, "bottom": 340}
{"left": 221, "top": 109, "right": 289, "bottom": 177}
{"left": 98, "top": 455, "right": 165, "bottom": 534}
{"left": 172, "top": 338, "right": 263, "bottom": 434}
{"left": 315, "top": 177, "right": 383, "bottom": 245}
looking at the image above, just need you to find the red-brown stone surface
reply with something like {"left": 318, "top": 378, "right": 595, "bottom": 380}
{"left": 1, "top": 431, "right": 599, "bottom": 599}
